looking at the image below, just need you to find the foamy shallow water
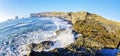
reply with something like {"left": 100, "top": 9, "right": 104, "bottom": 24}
{"left": 0, "top": 17, "right": 75, "bottom": 56}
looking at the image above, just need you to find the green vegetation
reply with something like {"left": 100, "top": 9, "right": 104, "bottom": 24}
{"left": 73, "top": 18, "right": 120, "bottom": 48}
{"left": 30, "top": 11, "right": 120, "bottom": 56}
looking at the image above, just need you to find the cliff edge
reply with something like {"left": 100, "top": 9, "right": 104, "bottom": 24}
{"left": 30, "top": 11, "right": 120, "bottom": 56}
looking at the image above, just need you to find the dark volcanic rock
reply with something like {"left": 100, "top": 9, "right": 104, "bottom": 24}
{"left": 30, "top": 11, "right": 120, "bottom": 48}
{"left": 29, "top": 11, "right": 120, "bottom": 56}
{"left": 41, "top": 41, "right": 54, "bottom": 49}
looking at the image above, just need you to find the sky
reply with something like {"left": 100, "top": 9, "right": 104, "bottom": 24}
{"left": 0, "top": 0, "right": 120, "bottom": 22}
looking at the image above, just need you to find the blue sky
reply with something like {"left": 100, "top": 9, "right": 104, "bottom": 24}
{"left": 0, "top": 0, "right": 120, "bottom": 22}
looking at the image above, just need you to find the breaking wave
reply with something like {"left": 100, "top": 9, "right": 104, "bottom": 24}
{"left": 0, "top": 17, "right": 77, "bottom": 56}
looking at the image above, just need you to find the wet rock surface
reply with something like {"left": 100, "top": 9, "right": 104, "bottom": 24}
{"left": 0, "top": 17, "right": 74, "bottom": 56}
{"left": 30, "top": 11, "right": 120, "bottom": 49}
{"left": 0, "top": 11, "right": 120, "bottom": 56}
{"left": 30, "top": 11, "right": 120, "bottom": 56}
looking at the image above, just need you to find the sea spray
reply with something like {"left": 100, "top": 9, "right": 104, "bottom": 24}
{"left": 44, "top": 28, "right": 74, "bottom": 51}
{"left": 0, "top": 17, "right": 77, "bottom": 56}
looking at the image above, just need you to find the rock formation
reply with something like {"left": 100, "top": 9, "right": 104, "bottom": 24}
{"left": 30, "top": 11, "right": 120, "bottom": 48}
{"left": 30, "top": 11, "right": 120, "bottom": 56}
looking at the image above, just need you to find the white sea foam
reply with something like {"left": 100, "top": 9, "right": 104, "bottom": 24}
{"left": 0, "top": 17, "right": 76, "bottom": 56}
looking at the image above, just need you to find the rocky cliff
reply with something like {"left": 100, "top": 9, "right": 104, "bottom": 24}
{"left": 30, "top": 11, "right": 120, "bottom": 56}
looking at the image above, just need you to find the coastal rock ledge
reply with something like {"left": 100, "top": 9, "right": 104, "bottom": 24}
{"left": 29, "top": 11, "right": 120, "bottom": 56}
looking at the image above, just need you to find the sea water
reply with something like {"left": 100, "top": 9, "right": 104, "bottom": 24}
{"left": 0, "top": 17, "right": 74, "bottom": 56}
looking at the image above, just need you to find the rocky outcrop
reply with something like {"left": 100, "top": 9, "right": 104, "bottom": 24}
{"left": 20, "top": 41, "right": 55, "bottom": 56}
{"left": 30, "top": 11, "right": 120, "bottom": 49}
{"left": 29, "top": 11, "right": 120, "bottom": 56}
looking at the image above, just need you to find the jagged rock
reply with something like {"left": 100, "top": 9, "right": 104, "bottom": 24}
{"left": 29, "top": 11, "right": 120, "bottom": 55}
{"left": 30, "top": 11, "right": 120, "bottom": 48}
{"left": 69, "top": 11, "right": 89, "bottom": 23}
{"left": 30, "top": 43, "right": 43, "bottom": 52}
{"left": 41, "top": 41, "right": 54, "bottom": 50}
{"left": 21, "top": 41, "right": 55, "bottom": 55}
